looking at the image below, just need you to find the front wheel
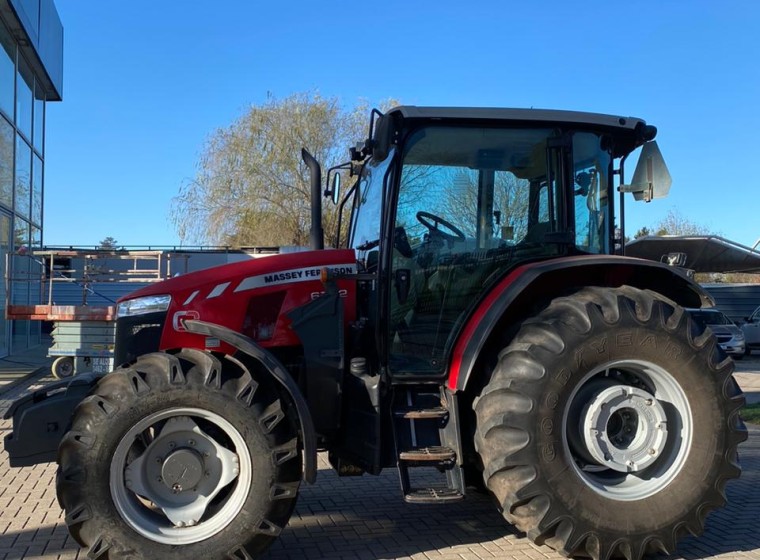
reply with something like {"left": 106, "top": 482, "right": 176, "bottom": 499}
{"left": 57, "top": 349, "right": 302, "bottom": 559}
{"left": 474, "top": 286, "right": 747, "bottom": 560}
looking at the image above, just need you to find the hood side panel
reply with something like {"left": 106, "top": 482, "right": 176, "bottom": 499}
{"left": 147, "top": 250, "right": 357, "bottom": 352}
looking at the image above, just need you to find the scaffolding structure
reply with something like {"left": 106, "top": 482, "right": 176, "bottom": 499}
{"left": 5, "top": 248, "right": 179, "bottom": 377}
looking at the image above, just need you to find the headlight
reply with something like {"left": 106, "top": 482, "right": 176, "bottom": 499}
{"left": 117, "top": 295, "right": 172, "bottom": 318}
{"left": 735, "top": 332, "right": 745, "bottom": 341}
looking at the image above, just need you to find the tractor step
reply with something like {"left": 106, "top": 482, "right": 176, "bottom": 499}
{"left": 393, "top": 407, "right": 448, "bottom": 420}
{"left": 391, "top": 386, "right": 466, "bottom": 505}
{"left": 399, "top": 446, "right": 456, "bottom": 464}
{"left": 404, "top": 487, "right": 464, "bottom": 504}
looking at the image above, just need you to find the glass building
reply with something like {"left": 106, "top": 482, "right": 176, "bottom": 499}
{"left": 0, "top": 0, "right": 62, "bottom": 356}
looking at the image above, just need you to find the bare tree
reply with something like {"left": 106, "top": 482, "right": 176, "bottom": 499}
{"left": 654, "top": 209, "right": 714, "bottom": 237}
{"left": 171, "top": 92, "right": 395, "bottom": 248}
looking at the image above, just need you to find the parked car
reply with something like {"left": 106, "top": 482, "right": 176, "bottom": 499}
{"left": 741, "top": 305, "right": 760, "bottom": 356}
{"left": 687, "top": 308, "right": 746, "bottom": 359}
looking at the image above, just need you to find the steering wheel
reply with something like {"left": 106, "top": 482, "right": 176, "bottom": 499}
{"left": 416, "top": 211, "right": 466, "bottom": 242}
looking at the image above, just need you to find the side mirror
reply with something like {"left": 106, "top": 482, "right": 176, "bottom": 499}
{"left": 325, "top": 164, "right": 350, "bottom": 205}
{"left": 330, "top": 173, "right": 341, "bottom": 205}
{"left": 620, "top": 141, "right": 672, "bottom": 202}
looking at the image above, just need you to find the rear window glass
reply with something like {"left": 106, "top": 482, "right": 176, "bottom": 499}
{"left": 689, "top": 310, "right": 732, "bottom": 329}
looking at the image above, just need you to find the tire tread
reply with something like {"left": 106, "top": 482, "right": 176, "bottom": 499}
{"left": 474, "top": 285, "right": 746, "bottom": 560}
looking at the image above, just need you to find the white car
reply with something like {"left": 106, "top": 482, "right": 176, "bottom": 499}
{"left": 741, "top": 305, "right": 760, "bottom": 356}
{"left": 687, "top": 308, "right": 746, "bottom": 359}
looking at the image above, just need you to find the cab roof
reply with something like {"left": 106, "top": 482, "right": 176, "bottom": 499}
{"left": 386, "top": 106, "right": 646, "bottom": 130}
{"left": 380, "top": 106, "right": 654, "bottom": 158}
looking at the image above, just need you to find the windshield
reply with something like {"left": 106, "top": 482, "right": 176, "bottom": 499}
{"left": 387, "top": 125, "right": 612, "bottom": 374}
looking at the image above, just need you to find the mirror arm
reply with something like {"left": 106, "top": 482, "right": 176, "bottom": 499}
{"left": 334, "top": 180, "right": 359, "bottom": 248}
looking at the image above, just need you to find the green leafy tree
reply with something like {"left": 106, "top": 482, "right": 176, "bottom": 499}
{"left": 172, "top": 92, "right": 396, "bottom": 248}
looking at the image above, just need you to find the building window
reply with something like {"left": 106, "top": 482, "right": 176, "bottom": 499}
{"left": 32, "top": 153, "right": 42, "bottom": 225}
{"left": 0, "top": 116, "right": 12, "bottom": 209}
{"left": 16, "top": 57, "right": 33, "bottom": 141}
{"left": 15, "top": 135, "right": 31, "bottom": 219}
{"left": 0, "top": 22, "right": 13, "bottom": 121}
{"left": 33, "top": 83, "right": 44, "bottom": 153}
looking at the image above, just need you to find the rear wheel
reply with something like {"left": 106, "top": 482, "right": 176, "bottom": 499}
{"left": 57, "top": 349, "right": 301, "bottom": 559}
{"left": 474, "top": 286, "right": 747, "bottom": 560}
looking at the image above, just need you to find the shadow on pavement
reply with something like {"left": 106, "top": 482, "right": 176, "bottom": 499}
{"left": 264, "top": 467, "right": 530, "bottom": 559}
{"left": 0, "top": 433, "right": 756, "bottom": 559}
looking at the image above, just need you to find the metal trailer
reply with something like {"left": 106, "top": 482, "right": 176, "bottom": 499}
{"left": 48, "top": 319, "right": 116, "bottom": 378}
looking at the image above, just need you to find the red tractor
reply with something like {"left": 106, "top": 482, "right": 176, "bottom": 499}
{"left": 6, "top": 107, "right": 746, "bottom": 560}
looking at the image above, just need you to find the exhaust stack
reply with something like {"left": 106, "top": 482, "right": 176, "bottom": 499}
{"left": 302, "top": 149, "right": 324, "bottom": 250}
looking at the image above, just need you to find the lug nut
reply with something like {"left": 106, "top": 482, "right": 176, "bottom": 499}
{"left": 188, "top": 439, "right": 196, "bottom": 446}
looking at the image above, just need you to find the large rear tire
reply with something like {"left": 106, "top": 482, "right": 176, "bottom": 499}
{"left": 474, "top": 286, "right": 747, "bottom": 560}
{"left": 57, "top": 349, "right": 301, "bottom": 559}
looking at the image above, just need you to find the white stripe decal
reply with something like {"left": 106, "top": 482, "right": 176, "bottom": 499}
{"left": 207, "top": 282, "right": 231, "bottom": 299}
{"left": 183, "top": 290, "right": 200, "bottom": 305}
{"left": 234, "top": 264, "right": 357, "bottom": 293}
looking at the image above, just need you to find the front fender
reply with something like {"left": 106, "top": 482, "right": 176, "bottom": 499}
{"left": 184, "top": 319, "right": 318, "bottom": 484}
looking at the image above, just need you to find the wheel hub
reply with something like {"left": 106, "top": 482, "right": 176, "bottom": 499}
{"left": 161, "top": 448, "right": 204, "bottom": 493}
{"left": 122, "top": 415, "right": 242, "bottom": 528}
{"left": 581, "top": 385, "right": 668, "bottom": 472}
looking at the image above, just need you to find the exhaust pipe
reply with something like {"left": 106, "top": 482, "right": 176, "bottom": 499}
{"left": 302, "top": 149, "right": 324, "bottom": 250}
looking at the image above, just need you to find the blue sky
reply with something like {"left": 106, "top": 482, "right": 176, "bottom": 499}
{"left": 45, "top": 0, "right": 760, "bottom": 249}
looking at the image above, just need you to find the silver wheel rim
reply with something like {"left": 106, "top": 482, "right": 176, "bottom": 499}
{"left": 110, "top": 407, "right": 252, "bottom": 545}
{"left": 563, "top": 360, "right": 693, "bottom": 501}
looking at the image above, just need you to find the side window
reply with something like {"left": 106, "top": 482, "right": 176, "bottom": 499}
{"left": 573, "top": 133, "right": 611, "bottom": 254}
{"left": 537, "top": 184, "right": 550, "bottom": 223}
{"left": 349, "top": 149, "right": 395, "bottom": 268}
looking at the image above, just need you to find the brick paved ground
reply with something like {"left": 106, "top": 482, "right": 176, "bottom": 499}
{"left": 0, "top": 371, "right": 758, "bottom": 560}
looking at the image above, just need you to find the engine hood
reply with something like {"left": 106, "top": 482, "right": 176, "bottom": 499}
{"left": 119, "top": 249, "right": 357, "bottom": 302}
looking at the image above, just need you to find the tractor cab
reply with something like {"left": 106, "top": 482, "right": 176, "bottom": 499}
{"left": 339, "top": 107, "right": 668, "bottom": 377}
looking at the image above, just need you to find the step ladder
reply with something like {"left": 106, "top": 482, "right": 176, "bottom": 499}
{"left": 392, "top": 385, "right": 465, "bottom": 503}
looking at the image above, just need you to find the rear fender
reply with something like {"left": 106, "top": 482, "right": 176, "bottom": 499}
{"left": 184, "top": 320, "right": 318, "bottom": 483}
{"left": 451, "top": 255, "right": 711, "bottom": 392}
